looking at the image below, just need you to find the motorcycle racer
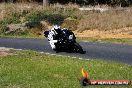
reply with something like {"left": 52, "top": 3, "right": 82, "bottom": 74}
{"left": 44, "top": 25, "right": 62, "bottom": 50}
{"left": 44, "top": 25, "right": 85, "bottom": 54}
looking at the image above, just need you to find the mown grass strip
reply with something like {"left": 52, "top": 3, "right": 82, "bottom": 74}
{"left": 0, "top": 50, "right": 131, "bottom": 88}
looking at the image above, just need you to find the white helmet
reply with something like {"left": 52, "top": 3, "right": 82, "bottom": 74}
{"left": 53, "top": 25, "right": 60, "bottom": 30}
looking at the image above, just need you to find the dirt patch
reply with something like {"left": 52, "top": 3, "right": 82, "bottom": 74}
{"left": 0, "top": 48, "right": 15, "bottom": 57}
{"left": 74, "top": 27, "right": 132, "bottom": 39}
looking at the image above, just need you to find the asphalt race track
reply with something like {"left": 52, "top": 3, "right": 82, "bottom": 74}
{"left": 0, "top": 38, "right": 132, "bottom": 64}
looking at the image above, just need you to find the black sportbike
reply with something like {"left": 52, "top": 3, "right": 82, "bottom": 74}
{"left": 45, "top": 29, "right": 86, "bottom": 54}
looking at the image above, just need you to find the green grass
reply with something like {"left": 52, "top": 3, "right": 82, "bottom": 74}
{"left": 0, "top": 50, "right": 131, "bottom": 88}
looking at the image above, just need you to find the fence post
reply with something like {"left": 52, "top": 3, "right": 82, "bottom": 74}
{"left": 43, "top": 0, "right": 48, "bottom": 6}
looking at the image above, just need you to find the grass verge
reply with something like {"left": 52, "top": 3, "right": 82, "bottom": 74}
{"left": 78, "top": 37, "right": 132, "bottom": 44}
{"left": 1, "top": 34, "right": 132, "bottom": 45}
{"left": 0, "top": 34, "right": 44, "bottom": 39}
{"left": 0, "top": 50, "right": 131, "bottom": 88}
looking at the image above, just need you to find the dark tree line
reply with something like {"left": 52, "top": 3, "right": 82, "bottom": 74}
{"left": 1, "top": 0, "right": 132, "bottom": 7}
{"left": 49, "top": 0, "right": 132, "bottom": 7}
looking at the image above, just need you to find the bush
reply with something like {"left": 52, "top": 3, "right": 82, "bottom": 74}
{"left": 26, "top": 11, "right": 65, "bottom": 25}
{"left": 1, "top": 12, "right": 21, "bottom": 25}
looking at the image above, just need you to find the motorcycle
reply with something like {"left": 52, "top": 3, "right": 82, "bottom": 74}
{"left": 44, "top": 29, "right": 86, "bottom": 54}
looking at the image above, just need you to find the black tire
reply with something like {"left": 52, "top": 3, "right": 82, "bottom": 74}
{"left": 73, "top": 43, "right": 85, "bottom": 54}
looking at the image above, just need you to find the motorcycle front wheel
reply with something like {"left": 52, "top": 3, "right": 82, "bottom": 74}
{"left": 73, "top": 43, "right": 85, "bottom": 54}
